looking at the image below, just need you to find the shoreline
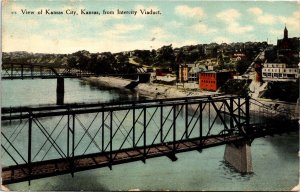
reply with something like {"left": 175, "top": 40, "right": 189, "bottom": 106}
{"left": 82, "top": 76, "right": 217, "bottom": 99}
{"left": 82, "top": 76, "right": 298, "bottom": 117}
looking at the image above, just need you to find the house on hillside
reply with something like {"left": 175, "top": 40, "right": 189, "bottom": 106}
{"left": 262, "top": 63, "right": 299, "bottom": 82}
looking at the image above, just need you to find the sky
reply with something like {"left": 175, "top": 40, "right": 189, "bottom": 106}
{"left": 2, "top": 0, "right": 300, "bottom": 54}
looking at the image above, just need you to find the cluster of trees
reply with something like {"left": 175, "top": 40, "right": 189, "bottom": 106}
{"left": 219, "top": 79, "right": 252, "bottom": 97}
{"left": 262, "top": 80, "right": 299, "bottom": 102}
{"left": 235, "top": 60, "right": 252, "bottom": 75}
{"left": 3, "top": 41, "right": 267, "bottom": 75}
{"left": 2, "top": 52, "right": 68, "bottom": 67}
{"left": 67, "top": 50, "right": 137, "bottom": 74}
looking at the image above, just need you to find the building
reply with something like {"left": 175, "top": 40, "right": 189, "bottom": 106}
{"left": 188, "top": 65, "right": 207, "bottom": 83}
{"left": 276, "top": 26, "right": 300, "bottom": 66}
{"left": 155, "top": 68, "right": 172, "bottom": 76}
{"left": 199, "top": 71, "right": 234, "bottom": 91}
{"left": 262, "top": 63, "right": 299, "bottom": 82}
{"left": 178, "top": 64, "right": 188, "bottom": 82}
{"left": 232, "top": 53, "right": 247, "bottom": 62}
{"left": 255, "top": 60, "right": 263, "bottom": 82}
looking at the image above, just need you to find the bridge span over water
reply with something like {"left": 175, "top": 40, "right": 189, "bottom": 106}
{"left": 1, "top": 62, "right": 150, "bottom": 80}
{"left": 1, "top": 95, "right": 297, "bottom": 185}
{"left": 1, "top": 62, "right": 151, "bottom": 104}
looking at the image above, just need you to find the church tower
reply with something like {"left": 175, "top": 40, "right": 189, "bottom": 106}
{"left": 284, "top": 25, "right": 288, "bottom": 39}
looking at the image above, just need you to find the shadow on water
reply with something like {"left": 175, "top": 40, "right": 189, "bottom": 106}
{"left": 217, "top": 160, "right": 255, "bottom": 181}
{"left": 261, "top": 131, "right": 299, "bottom": 162}
{"left": 79, "top": 79, "right": 150, "bottom": 101}
{"left": 8, "top": 174, "right": 109, "bottom": 191}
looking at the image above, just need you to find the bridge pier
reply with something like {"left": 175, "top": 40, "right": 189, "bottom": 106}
{"left": 56, "top": 77, "right": 64, "bottom": 105}
{"left": 224, "top": 140, "right": 252, "bottom": 173}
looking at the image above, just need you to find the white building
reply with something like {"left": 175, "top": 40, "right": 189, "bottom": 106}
{"left": 262, "top": 63, "right": 299, "bottom": 82}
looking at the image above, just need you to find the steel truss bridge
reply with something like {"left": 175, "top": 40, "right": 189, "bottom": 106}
{"left": 1, "top": 63, "right": 148, "bottom": 80}
{"left": 1, "top": 95, "right": 297, "bottom": 185}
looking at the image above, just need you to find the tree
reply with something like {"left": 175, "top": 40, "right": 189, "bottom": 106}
{"left": 236, "top": 60, "right": 251, "bottom": 75}
{"left": 91, "top": 52, "right": 117, "bottom": 74}
{"left": 67, "top": 50, "right": 91, "bottom": 70}
{"left": 155, "top": 44, "right": 176, "bottom": 70}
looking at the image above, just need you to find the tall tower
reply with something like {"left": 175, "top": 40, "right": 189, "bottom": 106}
{"left": 284, "top": 25, "right": 288, "bottom": 39}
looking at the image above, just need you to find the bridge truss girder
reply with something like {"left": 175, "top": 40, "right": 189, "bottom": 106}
{"left": 1, "top": 95, "right": 249, "bottom": 184}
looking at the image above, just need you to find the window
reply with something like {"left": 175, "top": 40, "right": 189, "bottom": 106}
{"left": 287, "top": 74, "right": 295, "bottom": 78}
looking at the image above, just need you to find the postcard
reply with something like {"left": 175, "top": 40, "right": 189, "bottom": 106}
{"left": 1, "top": 0, "right": 299, "bottom": 191}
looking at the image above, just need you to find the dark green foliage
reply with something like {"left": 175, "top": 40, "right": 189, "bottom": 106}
{"left": 264, "top": 48, "right": 277, "bottom": 63}
{"left": 89, "top": 52, "right": 117, "bottom": 74}
{"left": 2, "top": 41, "right": 269, "bottom": 74}
{"left": 154, "top": 44, "right": 175, "bottom": 68}
{"left": 262, "top": 80, "right": 299, "bottom": 102}
{"left": 68, "top": 50, "right": 91, "bottom": 70}
{"left": 236, "top": 60, "right": 251, "bottom": 75}
{"left": 2, "top": 52, "right": 68, "bottom": 67}
{"left": 132, "top": 50, "right": 154, "bottom": 65}
{"left": 219, "top": 79, "right": 252, "bottom": 97}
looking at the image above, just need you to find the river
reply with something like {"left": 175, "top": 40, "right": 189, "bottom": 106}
{"left": 1, "top": 78, "right": 299, "bottom": 191}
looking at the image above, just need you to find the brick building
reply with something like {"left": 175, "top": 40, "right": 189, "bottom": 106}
{"left": 199, "top": 71, "right": 234, "bottom": 91}
{"left": 276, "top": 26, "right": 300, "bottom": 66}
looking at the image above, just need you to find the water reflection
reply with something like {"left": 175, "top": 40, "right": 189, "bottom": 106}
{"left": 218, "top": 160, "right": 254, "bottom": 181}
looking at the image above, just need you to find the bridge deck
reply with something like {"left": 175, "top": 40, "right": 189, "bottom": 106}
{"left": 2, "top": 135, "right": 243, "bottom": 185}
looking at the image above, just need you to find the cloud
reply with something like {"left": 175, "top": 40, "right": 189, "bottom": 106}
{"left": 136, "top": 4, "right": 159, "bottom": 11}
{"left": 216, "top": 9, "right": 240, "bottom": 23}
{"left": 173, "top": 39, "right": 198, "bottom": 47}
{"left": 227, "top": 22, "right": 253, "bottom": 34}
{"left": 3, "top": 32, "right": 177, "bottom": 53}
{"left": 98, "top": 23, "right": 144, "bottom": 41}
{"left": 248, "top": 7, "right": 276, "bottom": 25}
{"left": 217, "top": 9, "right": 253, "bottom": 34}
{"left": 248, "top": 6, "right": 300, "bottom": 28}
{"left": 113, "top": 23, "right": 143, "bottom": 33}
{"left": 213, "top": 36, "right": 231, "bottom": 44}
{"left": 169, "top": 21, "right": 183, "bottom": 28}
{"left": 175, "top": 5, "right": 205, "bottom": 18}
{"left": 248, "top": 7, "right": 263, "bottom": 15}
{"left": 278, "top": 16, "right": 300, "bottom": 30}
{"left": 192, "top": 23, "right": 217, "bottom": 34}
{"left": 150, "top": 27, "right": 175, "bottom": 40}
{"left": 269, "top": 29, "right": 283, "bottom": 37}
{"left": 257, "top": 13, "right": 276, "bottom": 25}
{"left": 49, "top": 18, "right": 72, "bottom": 25}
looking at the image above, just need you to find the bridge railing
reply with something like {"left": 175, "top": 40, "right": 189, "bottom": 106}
{"left": 2, "top": 63, "right": 58, "bottom": 79}
{"left": 2, "top": 63, "right": 148, "bottom": 79}
{"left": 1, "top": 95, "right": 248, "bottom": 171}
{"left": 249, "top": 98, "right": 294, "bottom": 124}
{"left": 1, "top": 63, "right": 96, "bottom": 79}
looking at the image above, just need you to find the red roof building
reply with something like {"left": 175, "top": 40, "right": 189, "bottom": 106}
{"left": 199, "top": 71, "right": 234, "bottom": 91}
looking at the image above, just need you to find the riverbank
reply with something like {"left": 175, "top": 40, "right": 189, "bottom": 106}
{"left": 82, "top": 77, "right": 217, "bottom": 99}
{"left": 82, "top": 77, "right": 298, "bottom": 117}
